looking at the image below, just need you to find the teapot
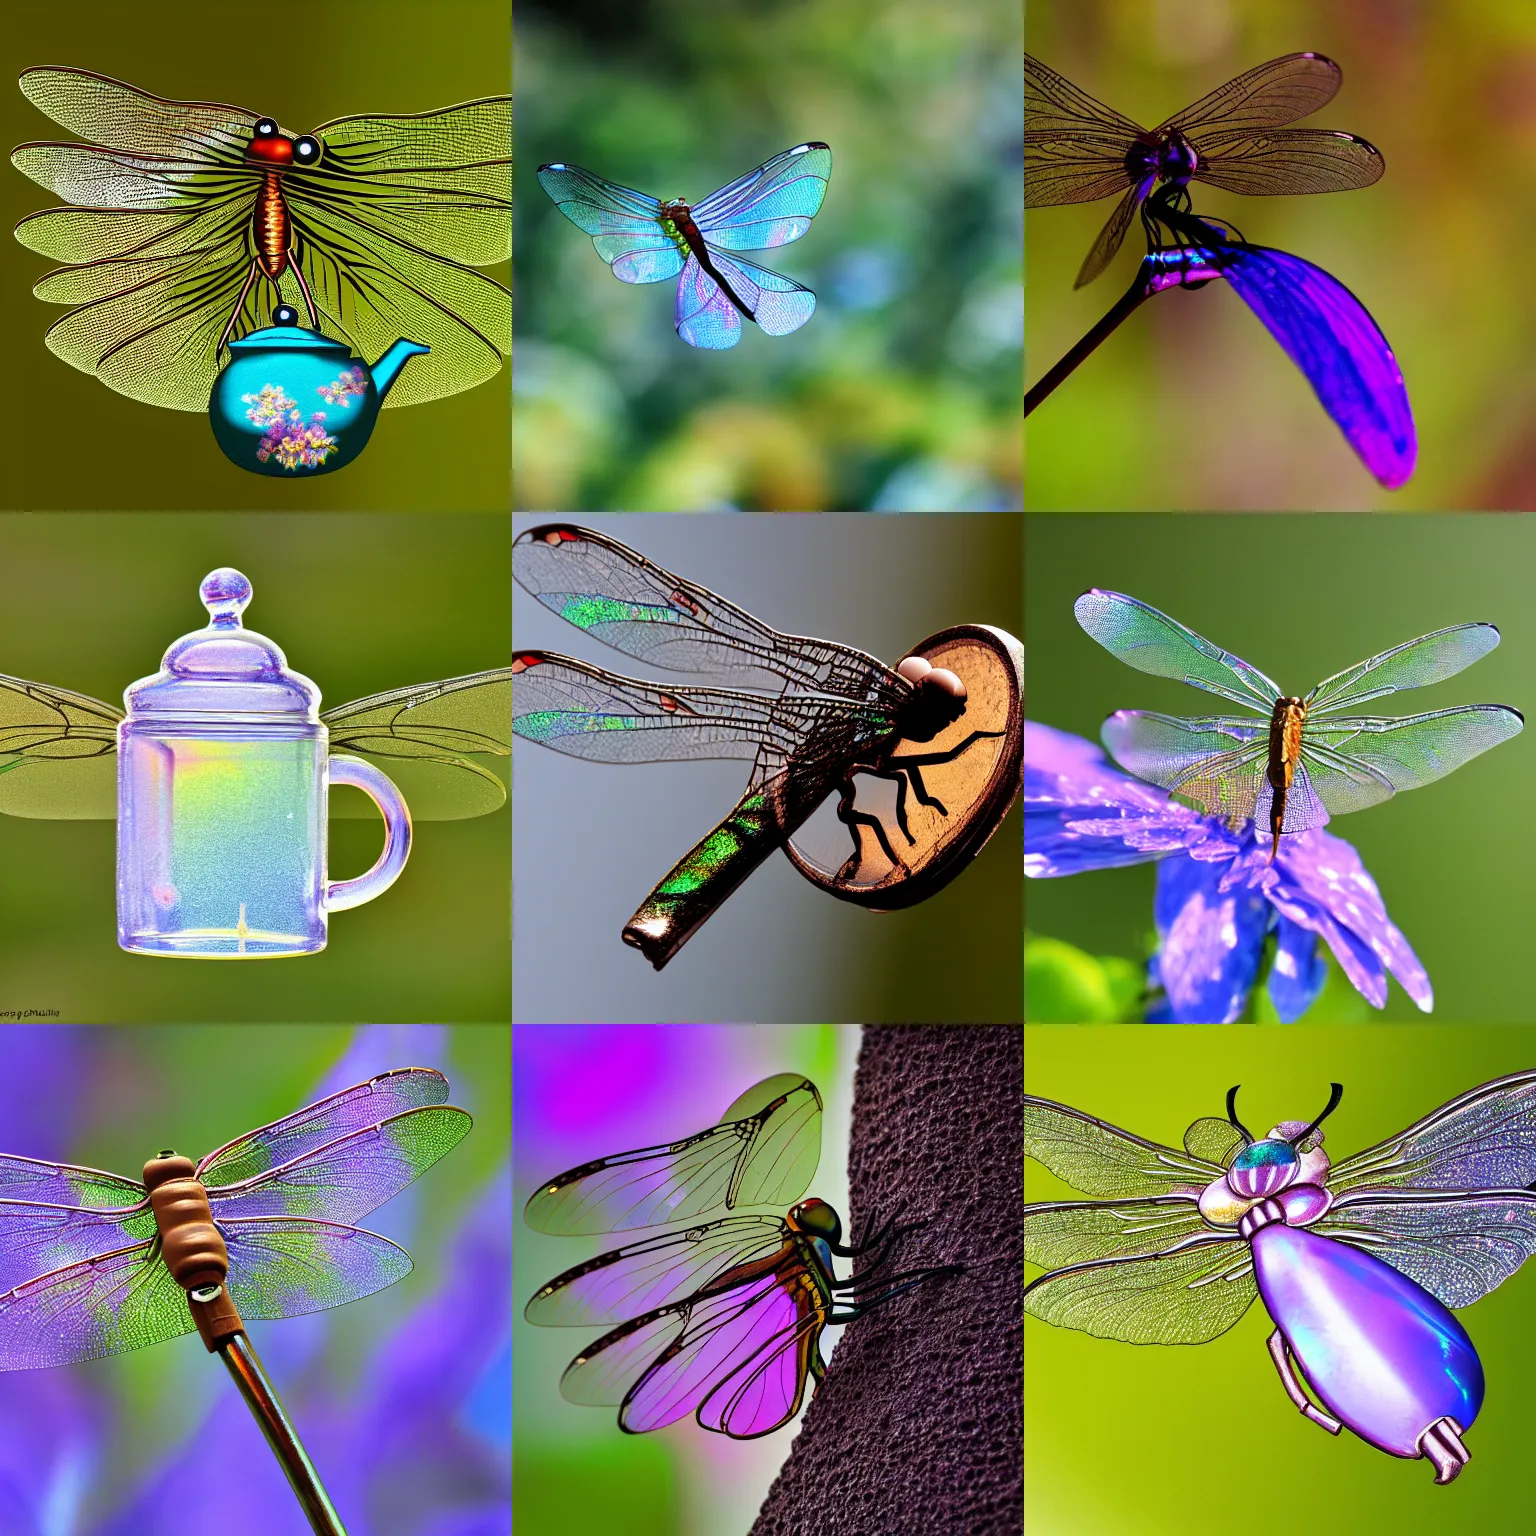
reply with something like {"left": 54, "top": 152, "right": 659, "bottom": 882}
{"left": 208, "top": 308, "right": 428, "bottom": 477}
{"left": 117, "top": 568, "right": 412, "bottom": 957}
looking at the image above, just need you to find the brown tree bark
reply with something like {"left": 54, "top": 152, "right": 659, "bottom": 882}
{"left": 751, "top": 1025, "right": 1022, "bottom": 1536}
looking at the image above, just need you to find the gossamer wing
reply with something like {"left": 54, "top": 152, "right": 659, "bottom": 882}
{"left": 536, "top": 143, "right": 831, "bottom": 348}
{"left": 1025, "top": 1074, "right": 1536, "bottom": 1482}
{"left": 1073, "top": 590, "right": 1522, "bottom": 861}
{"left": 525, "top": 1074, "right": 959, "bottom": 1437}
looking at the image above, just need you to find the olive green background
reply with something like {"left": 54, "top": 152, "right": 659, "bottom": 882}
{"left": 0, "top": 0, "right": 510, "bottom": 512}
{"left": 0, "top": 513, "right": 509, "bottom": 1022}
{"left": 1025, "top": 514, "right": 1533, "bottom": 1022}
{"left": 1026, "top": 1027, "right": 1536, "bottom": 1535}
{"left": 1026, "top": 0, "right": 1536, "bottom": 511}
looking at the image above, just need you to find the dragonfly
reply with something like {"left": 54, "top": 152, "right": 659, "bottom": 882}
{"left": 11, "top": 66, "right": 511, "bottom": 411}
{"left": 536, "top": 143, "right": 831, "bottom": 349}
{"left": 0, "top": 665, "right": 513, "bottom": 821}
{"left": 513, "top": 523, "right": 1018, "bottom": 968}
{"left": 0, "top": 1066, "right": 470, "bottom": 1532}
{"left": 1025, "top": 1073, "right": 1536, "bottom": 1481}
{"left": 1074, "top": 589, "right": 1523, "bottom": 862}
{"left": 1025, "top": 52, "right": 1383, "bottom": 288}
{"left": 524, "top": 1073, "right": 959, "bottom": 1437}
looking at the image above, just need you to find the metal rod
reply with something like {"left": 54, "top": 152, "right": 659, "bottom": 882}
{"left": 1025, "top": 267, "right": 1154, "bottom": 417}
{"left": 217, "top": 1332, "right": 350, "bottom": 1536}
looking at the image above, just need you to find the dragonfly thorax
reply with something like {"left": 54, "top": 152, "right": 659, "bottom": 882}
{"left": 895, "top": 656, "right": 968, "bottom": 742}
{"left": 1198, "top": 1120, "right": 1334, "bottom": 1227}
{"left": 1126, "top": 130, "right": 1199, "bottom": 188}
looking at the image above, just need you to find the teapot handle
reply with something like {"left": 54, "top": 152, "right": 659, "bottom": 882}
{"left": 325, "top": 756, "right": 412, "bottom": 912}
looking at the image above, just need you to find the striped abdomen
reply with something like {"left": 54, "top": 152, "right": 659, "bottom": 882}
{"left": 254, "top": 170, "right": 291, "bottom": 280}
{"left": 1265, "top": 696, "right": 1307, "bottom": 848}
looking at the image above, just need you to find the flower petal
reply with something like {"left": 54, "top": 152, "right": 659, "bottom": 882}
{"left": 1152, "top": 854, "right": 1270, "bottom": 1024}
{"left": 1267, "top": 916, "right": 1328, "bottom": 1023}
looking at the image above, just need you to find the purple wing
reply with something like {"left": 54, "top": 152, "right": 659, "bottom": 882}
{"left": 1208, "top": 241, "right": 1416, "bottom": 488}
{"left": 0, "top": 1152, "right": 143, "bottom": 1209}
{"left": 221, "top": 1217, "right": 413, "bottom": 1319}
{"left": 525, "top": 1215, "right": 790, "bottom": 1327}
{"left": 676, "top": 252, "right": 816, "bottom": 349}
{"left": 691, "top": 143, "right": 831, "bottom": 252}
{"left": 197, "top": 1068, "right": 453, "bottom": 1187}
{"left": 0, "top": 1198, "right": 153, "bottom": 1294}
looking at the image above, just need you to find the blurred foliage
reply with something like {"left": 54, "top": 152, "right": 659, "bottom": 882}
{"left": 1024, "top": 932, "right": 1142, "bottom": 1022}
{"left": 514, "top": 0, "right": 1021, "bottom": 511}
{"left": 1026, "top": 0, "right": 1536, "bottom": 510}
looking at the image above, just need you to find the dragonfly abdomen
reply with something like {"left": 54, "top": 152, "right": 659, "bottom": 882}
{"left": 144, "top": 1152, "right": 229, "bottom": 1291}
{"left": 254, "top": 170, "right": 291, "bottom": 281}
{"left": 661, "top": 199, "right": 756, "bottom": 322}
{"left": 1265, "top": 696, "right": 1307, "bottom": 852}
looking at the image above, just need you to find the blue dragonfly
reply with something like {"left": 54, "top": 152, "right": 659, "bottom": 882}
{"left": 537, "top": 144, "right": 831, "bottom": 349}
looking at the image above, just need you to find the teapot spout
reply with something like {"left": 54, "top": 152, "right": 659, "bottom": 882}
{"left": 371, "top": 339, "right": 431, "bottom": 399}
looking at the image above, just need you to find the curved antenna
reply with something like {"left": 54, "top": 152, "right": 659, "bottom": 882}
{"left": 1289, "top": 1082, "right": 1345, "bottom": 1148}
{"left": 1224, "top": 1085, "right": 1253, "bottom": 1146}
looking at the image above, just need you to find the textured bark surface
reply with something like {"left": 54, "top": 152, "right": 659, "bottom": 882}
{"left": 751, "top": 1025, "right": 1022, "bottom": 1536}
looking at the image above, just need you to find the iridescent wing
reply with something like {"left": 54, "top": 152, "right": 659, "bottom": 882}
{"left": 526, "top": 1214, "right": 791, "bottom": 1326}
{"left": 0, "top": 1154, "right": 143, "bottom": 1207}
{"left": 1073, "top": 591, "right": 1282, "bottom": 713}
{"left": 1305, "top": 625, "right": 1503, "bottom": 713}
{"left": 0, "top": 1198, "right": 155, "bottom": 1294}
{"left": 197, "top": 1068, "right": 454, "bottom": 1186}
{"left": 691, "top": 144, "right": 831, "bottom": 252}
{"left": 513, "top": 524, "right": 898, "bottom": 697}
{"left": 1023, "top": 1235, "right": 1255, "bottom": 1344}
{"left": 322, "top": 668, "right": 512, "bottom": 820}
{"left": 561, "top": 1263, "right": 822, "bottom": 1436}
{"left": 1097, "top": 712, "right": 1271, "bottom": 826}
{"left": 1024, "top": 1195, "right": 1211, "bottom": 1274}
{"left": 0, "top": 1240, "right": 191, "bottom": 1370}
{"left": 221, "top": 1216, "right": 413, "bottom": 1318}
{"left": 535, "top": 162, "right": 680, "bottom": 284}
{"left": 1328, "top": 1071, "right": 1536, "bottom": 1193}
{"left": 524, "top": 1075, "right": 822, "bottom": 1236}
{"left": 1025, "top": 1095, "right": 1227, "bottom": 1199}
{"left": 1189, "top": 129, "right": 1383, "bottom": 197}
{"left": 1024, "top": 53, "right": 1143, "bottom": 209}
{"left": 1158, "top": 53, "right": 1345, "bottom": 137}
{"left": 675, "top": 250, "right": 815, "bottom": 350}
{"left": 0, "top": 674, "right": 122, "bottom": 819}
{"left": 1316, "top": 1188, "right": 1536, "bottom": 1309}
{"left": 13, "top": 69, "right": 510, "bottom": 411}
{"left": 206, "top": 1105, "right": 472, "bottom": 1225}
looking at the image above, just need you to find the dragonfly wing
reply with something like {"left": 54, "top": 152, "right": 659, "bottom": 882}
{"left": 510, "top": 653, "right": 778, "bottom": 765}
{"left": 1074, "top": 590, "right": 1283, "bottom": 710}
{"left": 524, "top": 1075, "right": 822, "bottom": 1235}
{"left": 534, "top": 162, "right": 678, "bottom": 279}
{"left": 1024, "top": 54, "right": 1142, "bottom": 207}
{"left": 1208, "top": 239, "right": 1417, "bottom": 489}
{"left": 1099, "top": 712, "right": 1268, "bottom": 822}
{"left": 0, "top": 674, "right": 122, "bottom": 818}
{"left": 691, "top": 143, "right": 831, "bottom": 252}
{"left": 322, "top": 668, "right": 511, "bottom": 820}
{"left": 1025, "top": 1196, "right": 1212, "bottom": 1273}
{"left": 0, "top": 1240, "right": 190, "bottom": 1369}
{"left": 1158, "top": 53, "right": 1344, "bottom": 136}
{"left": 1320, "top": 1189, "right": 1536, "bottom": 1309}
{"left": 699, "top": 248, "right": 816, "bottom": 337}
{"left": 1191, "top": 127, "right": 1383, "bottom": 196}
{"left": 1304, "top": 708, "right": 1523, "bottom": 800}
{"left": 221, "top": 1217, "right": 412, "bottom": 1318}
{"left": 1307, "top": 624, "right": 1502, "bottom": 713}
{"left": 0, "top": 1200, "right": 155, "bottom": 1294}
{"left": 208, "top": 1105, "right": 471, "bottom": 1224}
{"left": 1328, "top": 1071, "right": 1536, "bottom": 1193}
{"left": 674, "top": 253, "right": 743, "bottom": 349}
{"left": 1024, "top": 1235, "right": 1255, "bottom": 1344}
{"left": 513, "top": 524, "right": 895, "bottom": 696}
{"left": 197, "top": 1067, "right": 453, "bottom": 1186}
{"left": 1073, "top": 181, "right": 1151, "bottom": 288}
{"left": 525, "top": 1214, "right": 790, "bottom": 1326}
{"left": 0, "top": 1154, "right": 143, "bottom": 1208}
{"left": 1025, "top": 1095, "right": 1225, "bottom": 1198}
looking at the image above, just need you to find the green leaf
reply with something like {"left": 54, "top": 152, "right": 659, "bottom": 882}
{"left": 1025, "top": 933, "right": 1142, "bottom": 1023}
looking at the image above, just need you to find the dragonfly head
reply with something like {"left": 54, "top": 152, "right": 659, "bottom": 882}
{"left": 895, "top": 655, "right": 967, "bottom": 742}
{"left": 787, "top": 1198, "right": 842, "bottom": 1247}
{"left": 246, "top": 119, "right": 321, "bottom": 169}
{"left": 1202, "top": 1083, "right": 1340, "bottom": 1222}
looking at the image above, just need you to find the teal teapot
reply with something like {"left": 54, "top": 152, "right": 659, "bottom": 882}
{"left": 208, "top": 307, "right": 428, "bottom": 477}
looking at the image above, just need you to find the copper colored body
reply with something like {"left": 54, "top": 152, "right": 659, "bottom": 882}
{"left": 255, "top": 170, "right": 291, "bottom": 280}
{"left": 1265, "top": 697, "right": 1308, "bottom": 861}
{"left": 143, "top": 1154, "right": 232, "bottom": 1292}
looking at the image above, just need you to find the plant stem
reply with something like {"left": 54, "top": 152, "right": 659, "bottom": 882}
{"left": 218, "top": 1332, "right": 349, "bottom": 1536}
{"left": 1025, "top": 265, "right": 1154, "bottom": 417}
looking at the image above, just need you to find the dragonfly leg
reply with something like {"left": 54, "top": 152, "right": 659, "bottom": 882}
{"left": 1419, "top": 1418, "right": 1470, "bottom": 1485}
{"left": 288, "top": 260, "right": 321, "bottom": 329}
{"left": 827, "top": 1264, "right": 964, "bottom": 1321}
{"left": 1265, "top": 1329, "right": 1341, "bottom": 1435}
{"left": 218, "top": 260, "right": 262, "bottom": 356}
{"left": 833, "top": 778, "right": 908, "bottom": 881}
{"left": 830, "top": 1215, "right": 920, "bottom": 1259}
{"left": 887, "top": 728, "right": 1010, "bottom": 818}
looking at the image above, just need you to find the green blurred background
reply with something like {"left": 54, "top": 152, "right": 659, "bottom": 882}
{"left": 514, "top": 0, "right": 1021, "bottom": 511}
{"left": 1025, "top": 514, "right": 1534, "bottom": 1022}
{"left": 0, "top": 0, "right": 510, "bottom": 512}
{"left": 0, "top": 513, "right": 509, "bottom": 1022}
{"left": 1026, "top": 1027, "right": 1536, "bottom": 1535}
{"left": 1025, "top": 0, "right": 1536, "bottom": 511}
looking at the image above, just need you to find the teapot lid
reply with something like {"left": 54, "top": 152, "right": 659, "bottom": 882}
{"left": 227, "top": 316, "right": 348, "bottom": 354}
{"left": 124, "top": 568, "right": 321, "bottom": 720}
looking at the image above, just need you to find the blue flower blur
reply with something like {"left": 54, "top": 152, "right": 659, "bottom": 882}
{"left": 1025, "top": 722, "right": 1432, "bottom": 1023}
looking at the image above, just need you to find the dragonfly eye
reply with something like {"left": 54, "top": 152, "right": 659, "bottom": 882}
{"left": 1227, "top": 1139, "right": 1299, "bottom": 1200}
{"left": 293, "top": 136, "right": 321, "bottom": 165}
{"left": 253, "top": 118, "right": 278, "bottom": 138}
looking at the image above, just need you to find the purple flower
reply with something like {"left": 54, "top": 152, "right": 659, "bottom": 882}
{"left": 1026, "top": 721, "right": 1432, "bottom": 1023}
